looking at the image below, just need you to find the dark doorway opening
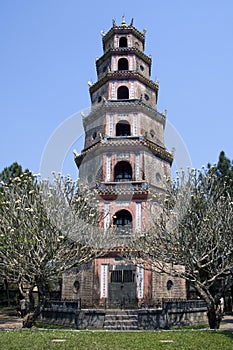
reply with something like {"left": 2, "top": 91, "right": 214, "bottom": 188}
{"left": 119, "top": 36, "right": 127, "bottom": 47}
{"left": 117, "top": 86, "right": 129, "bottom": 100}
{"left": 116, "top": 120, "right": 131, "bottom": 136}
{"left": 114, "top": 162, "right": 132, "bottom": 182}
{"left": 118, "top": 58, "right": 129, "bottom": 71}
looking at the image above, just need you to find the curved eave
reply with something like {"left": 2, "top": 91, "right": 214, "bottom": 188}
{"left": 102, "top": 25, "right": 145, "bottom": 50}
{"left": 143, "top": 139, "right": 173, "bottom": 165}
{"left": 83, "top": 99, "right": 165, "bottom": 128}
{"left": 89, "top": 71, "right": 159, "bottom": 94}
{"left": 74, "top": 137, "right": 173, "bottom": 167}
{"left": 96, "top": 47, "right": 151, "bottom": 69}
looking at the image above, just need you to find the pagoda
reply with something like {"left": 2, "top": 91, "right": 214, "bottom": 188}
{"left": 62, "top": 17, "right": 186, "bottom": 307}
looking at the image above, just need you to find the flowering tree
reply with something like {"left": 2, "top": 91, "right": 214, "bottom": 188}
{"left": 129, "top": 168, "right": 233, "bottom": 329}
{"left": 0, "top": 173, "right": 107, "bottom": 326}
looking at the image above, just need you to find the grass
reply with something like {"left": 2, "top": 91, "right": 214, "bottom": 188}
{"left": 0, "top": 329, "right": 233, "bottom": 350}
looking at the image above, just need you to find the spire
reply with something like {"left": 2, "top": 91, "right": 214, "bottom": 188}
{"left": 121, "top": 15, "right": 126, "bottom": 26}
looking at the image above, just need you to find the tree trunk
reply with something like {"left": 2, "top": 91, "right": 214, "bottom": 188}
{"left": 23, "top": 296, "right": 47, "bottom": 328}
{"left": 23, "top": 282, "right": 47, "bottom": 328}
{"left": 194, "top": 283, "right": 221, "bottom": 329}
{"left": 28, "top": 286, "right": 35, "bottom": 312}
{"left": 207, "top": 306, "right": 221, "bottom": 329}
{"left": 3, "top": 279, "right": 10, "bottom": 307}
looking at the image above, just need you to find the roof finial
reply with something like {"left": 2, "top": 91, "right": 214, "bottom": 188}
{"left": 121, "top": 15, "right": 126, "bottom": 26}
{"left": 130, "top": 18, "right": 134, "bottom": 26}
{"left": 112, "top": 19, "right": 116, "bottom": 27}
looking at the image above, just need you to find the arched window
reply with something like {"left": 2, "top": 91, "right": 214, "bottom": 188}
{"left": 113, "top": 209, "right": 132, "bottom": 228}
{"left": 118, "top": 58, "right": 128, "bottom": 71}
{"left": 117, "top": 86, "right": 129, "bottom": 100}
{"left": 114, "top": 161, "right": 132, "bottom": 182}
{"left": 116, "top": 120, "right": 131, "bottom": 136}
{"left": 119, "top": 37, "right": 127, "bottom": 47}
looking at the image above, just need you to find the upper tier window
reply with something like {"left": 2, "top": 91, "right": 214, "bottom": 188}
{"left": 116, "top": 120, "right": 131, "bottom": 136}
{"left": 114, "top": 161, "right": 132, "bottom": 182}
{"left": 117, "top": 86, "right": 129, "bottom": 99}
{"left": 119, "top": 36, "right": 127, "bottom": 47}
{"left": 118, "top": 58, "right": 128, "bottom": 71}
{"left": 113, "top": 209, "right": 132, "bottom": 228}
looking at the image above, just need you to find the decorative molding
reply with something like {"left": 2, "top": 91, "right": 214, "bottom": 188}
{"left": 100, "top": 264, "right": 108, "bottom": 298}
{"left": 106, "top": 155, "right": 111, "bottom": 181}
{"left": 130, "top": 81, "right": 135, "bottom": 99}
{"left": 129, "top": 55, "right": 133, "bottom": 70}
{"left": 104, "top": 203, "right": 110, "bottom": 230}
{"left": 136, "top": 202, "right": 142, "bottom": 231}
{"left": 133, "top": 113, "right": 138, "bottom": 135}
{"left": 135, "top": 154, "right": 140, "bottom": 180}
{"left": 114, "top": 36, "right": 118, "bottom": 49}
{"left": 137, "top": 264, "right": 144, "bottom": 299}
{"left": 117, "top": 152, "right": 130, "bottom": 158}
{"left": 113, "top": 56, "right": 117, "bottom": 71}
{"left": 127, "top": 35, "right": 132, "bottom": 48}
{"left": 108, "top": 113, "right": 114, "bottom": 136}
{"left": 90, "top": 71, "right": 158, "bottom": 95}
{"left": 111, "top": 81, "right": 116, "bottom": 99}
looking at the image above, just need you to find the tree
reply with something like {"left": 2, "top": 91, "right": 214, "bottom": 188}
{"left": 209, "top": 151, "right": 233, "bottom": 178}
{"left": 0, "top": 173, "right": 108, "bottom": 327}
{"left": 128, "top": 168, "right": 233, "bottom": 329}
{"left": 0, "top": 162, "right": 33, "bottom": 305}
{"left": 208, "top": 151, "right": 233, "bottom": 198}
{"left": 0, "top": 162, "right": 32, "bottom": 185}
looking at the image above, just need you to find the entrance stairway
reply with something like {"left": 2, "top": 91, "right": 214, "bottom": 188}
{"left": 103, "top": 310, "right": 138, "bottom": 330}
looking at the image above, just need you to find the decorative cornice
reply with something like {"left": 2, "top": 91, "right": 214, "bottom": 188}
{"left": 74, "top": 136, "right": 173, "bottom": 167}
{"left": 102, "top": 25, "right": 145, "bottom": 51}
{"left": 96, "top": 181, "right": 149, "bottom": 196}
{"left": 82, "top": 99, "right": 165, "bottom": 128}
{"left": 89, "top": 71, "right": 159, "bottom": 95}
{"left": 96, "top": 47, "right": 151, "bottom": 68}
{"left": 143, "top": 138, "right": 173, "bottom": 164}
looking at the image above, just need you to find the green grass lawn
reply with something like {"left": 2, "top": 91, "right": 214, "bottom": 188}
{"left": 0, "top": 330, "right": 233, "bottom": 350}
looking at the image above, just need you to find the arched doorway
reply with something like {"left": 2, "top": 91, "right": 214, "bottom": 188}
{"left": 116, "top": 120, "right": 131, "bottom": 136}
{"left": 118, "top": 58, "right": 128, "bottom": 71}
{"left": 117, "top": 86, "right": 129, "bottom": 99}
{"left": 114, "top": 161, "right": 132, "bottom": 182}
{"left": 119, "top": 36, "right": 127, "bottom": 47}
{"left": 113, "top": 209, "right": 133, "bottom": 229}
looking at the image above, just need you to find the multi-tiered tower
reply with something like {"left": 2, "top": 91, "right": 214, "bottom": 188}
{"left": 62, "top": 18, "right": 186, "bottom": 307}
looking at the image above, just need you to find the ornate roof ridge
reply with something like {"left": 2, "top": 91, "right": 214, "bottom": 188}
{"left": 75, "top": 136, "right": 173, "bottom": 166}
{"left": 102, "top": 24, "right": 145, "bottom": 46}
{"left": 83, "top": 100, "right": 165, "bottom": 126}
{"left": 89, "top": 71, "right": 158, "bottom": 94}
{"left": 96, "top": 47, "right": 151, "bottom": 67}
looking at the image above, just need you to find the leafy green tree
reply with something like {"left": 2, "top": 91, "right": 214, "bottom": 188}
{"left": 0, "top": 162, "right": 32, "bottom": 185}
{"left": 208, "top": 151, "right": 233, "bottom": 197}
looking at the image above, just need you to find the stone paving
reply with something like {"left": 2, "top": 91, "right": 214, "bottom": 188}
{"left": 0, "top": 310, "right": 23, "bottom": 329}
{"left": 220, "top": 315, "right": 233, "bottom": 331}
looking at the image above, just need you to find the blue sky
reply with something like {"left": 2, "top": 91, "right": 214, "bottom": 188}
{"left": 1, "top": 0, "right": 233, "bottom": 179}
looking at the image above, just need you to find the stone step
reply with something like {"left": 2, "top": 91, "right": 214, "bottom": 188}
{"left": 103, "top": 310, "right": 139, "bottom": 330}
{"left": 105, "top": 310, "right": 136, "bottom": 315}
{"left": 105, "top": 314, "right": 137, "bottom": 321}
{"left": 104, "top": 325, "right": 138, "bottom": 330}
{"left": 104, "top": 320, "right": 138, "bottom": 327}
